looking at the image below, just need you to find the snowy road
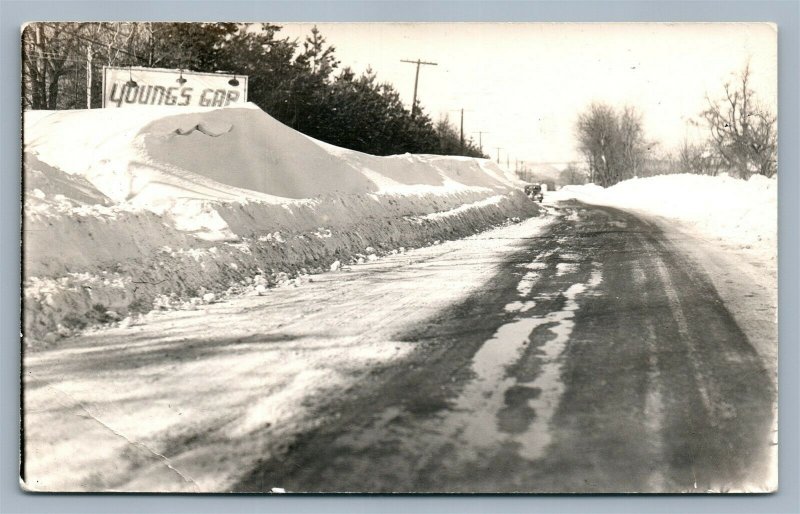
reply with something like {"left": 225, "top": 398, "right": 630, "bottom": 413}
{"left": 22, "top": 201, "right": 776, "bottom": 493}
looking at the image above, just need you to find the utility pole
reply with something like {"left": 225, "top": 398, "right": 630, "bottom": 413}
{"left": 459, "top": 108, "right": 464, "bottom": 152}
{"left": 472, "top": 131, "right": 489, "bottom": 154}
{"left": 495, "top": 147, "right": 503, "bottom": 164}
{"left": 448, "top": 108, "right": 471, "bottom": 153}
{"left": 86, "top": 47, "right": 92, "bottom": 109}
{"left": 400, "top": 59, "right": 438, "bottom": 118}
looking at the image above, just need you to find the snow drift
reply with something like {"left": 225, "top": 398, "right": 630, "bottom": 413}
{"left": 23, "top": 103, "right": 538, "bottom": 343}
{"left": 552, "top": 173, "right": 777, "bottom": 275}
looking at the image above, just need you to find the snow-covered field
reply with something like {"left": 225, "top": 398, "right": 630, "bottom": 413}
{"left": 23, "top": 104, "right": 538, "bottom": 344}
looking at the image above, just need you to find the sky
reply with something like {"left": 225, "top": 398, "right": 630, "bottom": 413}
{"left": 272, "top": 23, "right": 777, "bottom": 165}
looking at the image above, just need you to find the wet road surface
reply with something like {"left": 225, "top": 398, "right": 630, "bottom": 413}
{"left": 234, "top": 201, "right": 775, "bottom": 493}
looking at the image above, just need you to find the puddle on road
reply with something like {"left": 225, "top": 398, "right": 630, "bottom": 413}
{"left": 443, "top": 315, "right": 552, "bottom": 457}
{"left": 515, "top": 268, "right": 602, "bottom": 460}
{"left": 332, "top": 248, "right": 604, "bottom": 469}
{"left": 437, "top": 262, "right": 603, "bottom": 462}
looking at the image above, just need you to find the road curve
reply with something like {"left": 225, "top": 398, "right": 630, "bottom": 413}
{"left": 234, "top": 201, "right": 775, "bottom": 493}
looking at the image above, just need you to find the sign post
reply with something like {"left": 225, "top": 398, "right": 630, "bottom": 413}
{"left": 102, "top": 66, "right": 248, "bottom": 108}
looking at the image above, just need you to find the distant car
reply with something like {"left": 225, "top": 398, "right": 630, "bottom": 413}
{"left": 524, "top": 184, "right": 544, "bottom": 203}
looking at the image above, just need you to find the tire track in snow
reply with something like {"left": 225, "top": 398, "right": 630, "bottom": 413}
{"left": 632, "top": 256, "right": 668, "bottom": 492}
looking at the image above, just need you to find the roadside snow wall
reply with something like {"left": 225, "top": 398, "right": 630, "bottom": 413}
{"left": 23, "top": 104, "right": 539, "bottom": 344}
{"left": 553, "top": 173, "right": 777, "bottom": 273}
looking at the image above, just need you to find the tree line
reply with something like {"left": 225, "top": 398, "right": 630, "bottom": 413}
{"left": 572, "top": 63, "right": 776, "bottom": 187}
{"left": 22, "top": 22, "right": 486, "bottom": 158}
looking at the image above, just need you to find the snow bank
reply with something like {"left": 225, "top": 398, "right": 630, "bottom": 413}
{"left": 24, "top": 103, "right": 522, "bottom": 239}
{"left": 25, "top": 103, "right": 513, "bottom": 203}
{"left": 23, "top": 104, "right": 538, "bottom": 343}
{"left": 552, "top": 173, "right": 777, "bottom": 271}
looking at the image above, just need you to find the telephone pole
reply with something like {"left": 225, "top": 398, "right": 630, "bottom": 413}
{"left": 472, "top": 131, "right": 489, "bottom": 154}
{"left": 459, "top": 108, "right": 464, "bottom": 151}
{"left": 448, "top": 108, "right": 472, "bottom": 153}
{"left": 400, "top": 59, "right": 438, "bottom": 118}
{"left": 86, "top": 47, "right": 92, "bottom": 108}
{"left": 495, "top": 147, "right": 504, "bottom": 164}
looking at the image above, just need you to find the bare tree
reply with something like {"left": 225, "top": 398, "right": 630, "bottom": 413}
{"left": 702, "top": 63, "right": 777, "bottom": 178}
{"left": 22, "top": 23, "right": 88, "bottom": 109}
{"left": 559, "top": 164, "right": 588, "bottom": 186}
{"left": 576, "top": 103, "right": 616, "bottom": 186}
{"left": 576, "top": 103, "right": 648, "bottom": 187}
{"left": 22, "top": 22, "right": 142, "bottom": 109}
{"left": 618, "top": 106, "right": 647, "bottom": 178}
{"left": 678, "top": 138, "right": 724, "bottom": 176}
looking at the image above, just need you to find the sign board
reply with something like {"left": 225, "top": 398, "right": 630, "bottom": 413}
{"left": 102, "top": 66, "right": 248, "bottom": 108}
